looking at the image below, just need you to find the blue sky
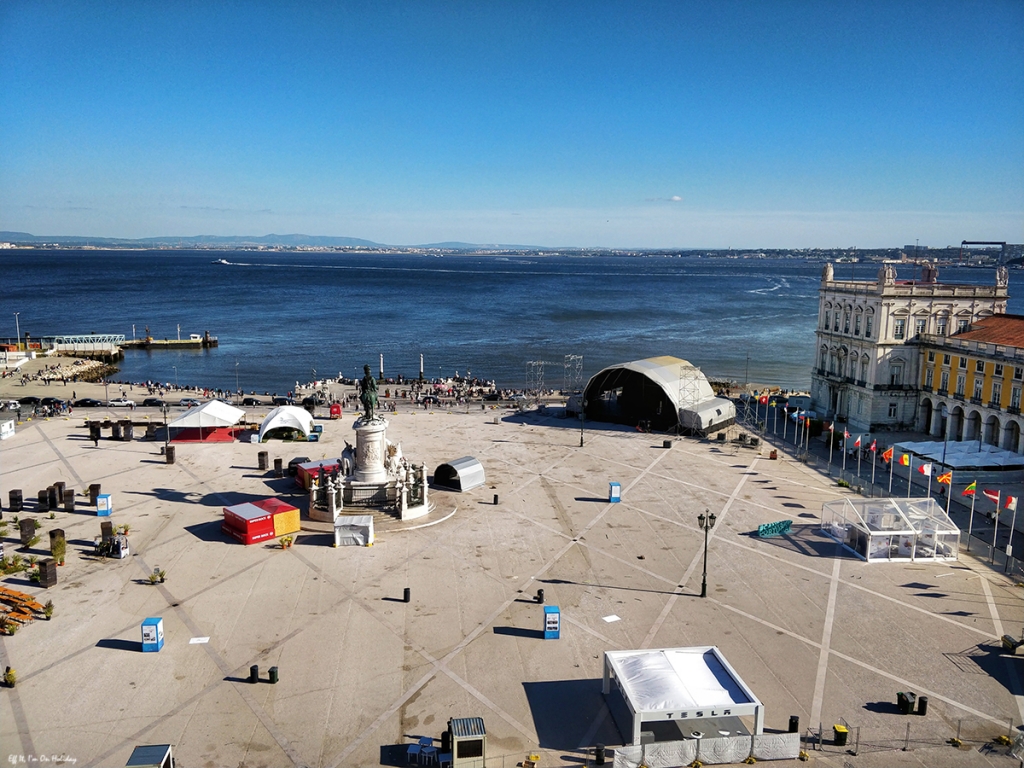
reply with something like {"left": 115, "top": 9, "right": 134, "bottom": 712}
{"left": 1, "top": 1, "right": 1022, "bottom": 248}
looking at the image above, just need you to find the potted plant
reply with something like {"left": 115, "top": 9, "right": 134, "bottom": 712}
{"left": 148, "top": 572, "right": 160, "bottom": 585}
{"left": 51, "top": 538, "right": 66, "bottom": 566}
{"left": 157, "top": 569, "right": 166, "bottom": 583}
{"left": 280, "top": 535, "right": 294, "bottom": 549}
{"left": 120, "top": 523, "right": 131, "bottom": 536}
{"left": 3, "top": 667, "right": 15, "bottom": 687}
{"left": 43, "top": 600, "right": 54, "bottom": 620}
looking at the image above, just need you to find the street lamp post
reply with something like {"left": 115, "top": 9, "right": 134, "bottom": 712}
{"left": 235, "top": 361, "right": 240, "bottom": 403}
{"left": 579, "top": 397, "right": 586, "bottom": 447}
{"left": 13, "top": 313, "right": 20, "bottom": 350}
{"left": 162, "top": 404, "right": 169, "bottom": 454}
{"left": 697, "top": 509, "right": 717, "bottom": 598}
{"left": 173, "top": 366, "right": 178, "bottom": 389}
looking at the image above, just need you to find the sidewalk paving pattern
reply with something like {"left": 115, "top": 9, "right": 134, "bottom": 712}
{"left": 1, "top": 395, "right": 1024, "bottom": 767}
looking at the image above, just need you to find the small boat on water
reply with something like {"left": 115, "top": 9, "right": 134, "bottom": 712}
{"left": 212, "top": 258, "right": 230, "bottom": 265}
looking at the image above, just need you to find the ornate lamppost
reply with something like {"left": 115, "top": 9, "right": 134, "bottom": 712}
{"left": 698, "top": 509, "right": 717, "bottom": 598}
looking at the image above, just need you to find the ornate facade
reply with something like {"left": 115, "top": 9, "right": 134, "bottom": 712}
{"left": 811, "top": 262, "right": 1008, "bottom": 433}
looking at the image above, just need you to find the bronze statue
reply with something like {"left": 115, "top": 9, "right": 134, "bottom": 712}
{"left": 359, "top": 364, "right": 378, "bottom": 420}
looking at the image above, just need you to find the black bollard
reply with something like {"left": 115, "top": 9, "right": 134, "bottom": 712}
{"left": 403, "top": 587, "right": 411, "bottom": 603}
{"left": 268, "top": 666, "right": 279, "bottom": 684}
{"left": 917, "top": 695, "right": 928, "bottom": 716}
{"left": 493, "top": 494, "right": 498, "bottom": 505}
{"left": 536, "top": 588, "right": 545, "bottom": 604}
{"left": 249, "top": 664, "right": 259, "bottom": 684}
{"left": 258, "top": 451, "right": 268, "bottom": 471}
{"left": 274, "top": 458, "right": 284, "bottom": 478}
{"left": 595, "top": 744, "right": 606, "bottom": 765}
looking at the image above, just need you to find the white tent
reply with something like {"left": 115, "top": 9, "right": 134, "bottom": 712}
{"left": 433, "top": 456, "right": 486, "bottom": 492}
{"left": 259, "top": 405, "right": 316, "bottom": 442}
{"left": 334, "top": 515, "right": 374, "bottom": 547}
{"left": 168, "top": 400, "right": 245, "bottom": 429}
{"left": 893, "top": 439, "right": 1024, "bottom": 470}
{"left": 821, "top": 496, "right": 960, "bottom": 562}
{"left": 603, "top": 646, "right": 764, "bottom": 746}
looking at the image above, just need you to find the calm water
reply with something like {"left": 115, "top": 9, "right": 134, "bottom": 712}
{"left": 3, "top": 250, "right": 1018, "bottom": 393}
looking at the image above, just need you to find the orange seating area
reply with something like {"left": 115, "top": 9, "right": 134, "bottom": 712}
{"left": 0, "top": 585, "right": 44, "bottom": 625}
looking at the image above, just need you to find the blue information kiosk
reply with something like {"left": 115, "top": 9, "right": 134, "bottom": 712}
{"left": 141, "top": 617, "right": 164, "bottom": 652}
{"left": 543, "top": 606, "right": 560, "bottom": 640}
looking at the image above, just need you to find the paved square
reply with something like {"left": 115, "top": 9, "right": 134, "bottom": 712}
{"left": 2, "top": 400, "right": 1024, "bottom": 767}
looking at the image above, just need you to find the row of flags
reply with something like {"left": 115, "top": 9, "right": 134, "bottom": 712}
{"left": 824, "top": 421, "right": 1019, "bottom": 512}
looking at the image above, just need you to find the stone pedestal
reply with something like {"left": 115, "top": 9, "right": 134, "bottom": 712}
{"left": 353, "top": 417, "right": 388, "bottom": 484}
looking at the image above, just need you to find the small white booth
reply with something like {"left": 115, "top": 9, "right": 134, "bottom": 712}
{"left": 603, "top": 646, "right": 764, "bottom": 746}
{"left": 334, "top": 515, "right": 374, "bottom": 547}
{"left": 259, "top": 405, "right": 316, "bottom": 442}
{"left": 821, "top": 497, "right": 960, "bottom": 563}
{"left": 434, "top": 456, "right": 486, "bottom": 492}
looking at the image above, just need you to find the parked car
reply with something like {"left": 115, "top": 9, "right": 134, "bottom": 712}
{"left": 108, "top": 397, "right": 135, "bottom": 407}
{"left": 242, "top": 397, "right": 264, "bottom": 406}
{"left": 483, "top": 393, "right": 501, "bottom": 401}
{"left": 142, "top": 398, "right": 167, "bottom": 407}
{"left": 74, "top": 398, "right": 103, "bottom": 407}
{"left": 272, "top": 396, "right": 292, "bottom": 406}
{"left": 179, "top": 397, "right": 201, "bottom": 408}
{"left": 18, "top": 396, "right": 40, "bottom": 405}
{"left": 40, "top": 397, "right": 66, "bottom": 407}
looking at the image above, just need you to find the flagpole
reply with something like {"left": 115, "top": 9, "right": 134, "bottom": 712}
{"left": 828, "top": 425, "right": 834, "bottom": 469}
{"left": 842, "top": 437, "right": 847, "bottom": 480}
{"left": 907, "top": 455, "right": 913, "bottom": 499}
{"left": 857, "top": 439, "right": 862, "bottom": 479}
{"left": 992, "top": 491, "right": 1001, "bottom": 563}
{"left": 967, "top": 490, "right": 976, "bottom": 552}
{"left": 871, "top": 447, "right": 877, "bottom": 489}
{"left": 926, "top": 470, "right": 932, "bottom": 497}
{"left": 944, "top": 471, "right": 952, "bottom": 518}
{"left": 888, "top": 452, "right": 894, "bottom": 495}
{"left": 1008, "top": 502, "right": 1018, "bottom": 561}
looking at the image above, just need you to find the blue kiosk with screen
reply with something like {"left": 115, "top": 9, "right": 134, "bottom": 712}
{"left": 544, "top": 606, "right": 560, "bottom": 639}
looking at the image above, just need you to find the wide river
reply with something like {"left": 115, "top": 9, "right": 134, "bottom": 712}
{"left": 4, "top": 250, "right": 1018, "bottom": 394}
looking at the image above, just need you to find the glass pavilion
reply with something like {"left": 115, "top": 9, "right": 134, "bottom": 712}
{"left": 821, "top": 497, "right": 960, "bottom": 563}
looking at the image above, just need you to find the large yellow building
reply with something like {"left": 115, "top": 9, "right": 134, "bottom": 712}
{"left": 918, "top": 314, "right": 1024, "bottom": 452}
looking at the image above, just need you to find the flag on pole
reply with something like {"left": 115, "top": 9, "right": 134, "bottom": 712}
{"left": 828, "top": 422, "right": 834, "bottom": 432}
{"left": 870, "top": 440, "right": 877, "bottom": 452}
{"left": 962, "top": 480, "right": 976, "bottom": 496}
{"left": 843, "top": 429, "right": 850, "bottom": 440}
{"left": 854, "top": 435, "right": 862, "bottom": 448}
{"left": 899, "top": 454, "right": 910, "bottom": 466}
{"left": 769, "top": 400, "right": 776, "bottom": 407}
{"left": 936, "top": 471, "right": 952, "bottom": 485}
{"left": 918, "top": 463, "right": 932, "bottom": 476}
{"left": 983, "top": 489, "right": 1001, "bottom": 504}
{"left": 759, "top": 394, "right": 768, "bottom": 405}
{"left": 1006, "top": 495, "right": 1018, "bottom": 512}
{"left": 882, "top": 446, "right": 894, "bottom": 462}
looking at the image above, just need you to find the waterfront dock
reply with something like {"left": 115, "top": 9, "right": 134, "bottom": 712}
{"left": 121, "top": 330, "right": 218, "bottom": 350}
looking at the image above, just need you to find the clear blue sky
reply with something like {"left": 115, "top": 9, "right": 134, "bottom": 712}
{"left": 1, "top": 1, "right": 1022, "bottom": 248}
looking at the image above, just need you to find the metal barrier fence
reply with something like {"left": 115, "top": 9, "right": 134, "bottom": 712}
{"left": 807, "top": 716, "right": 1018, "bottom": 758}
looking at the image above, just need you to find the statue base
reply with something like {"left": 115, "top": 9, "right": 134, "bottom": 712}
{"left": 353, "top": 418, "right": 388, "bottom": 484}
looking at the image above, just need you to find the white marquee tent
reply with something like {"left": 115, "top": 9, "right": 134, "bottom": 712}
{"left": 893, "top": 440, "right": 1024, "bottom": 470}
{"left": 603, "top": 646, "right": 764, "bottom": 746}
{"left": 258, "top": 405, "right": 316, "bottom": 442}
{"left": 168, "top": 400, "right": 245, "bottom": 430}
{"left": 821, "top": 496, "right": 960, "bottom": 563}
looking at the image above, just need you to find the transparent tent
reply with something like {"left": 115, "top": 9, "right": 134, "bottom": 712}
{"left": 821, "top": 497, "right": 960, "bottom": 563}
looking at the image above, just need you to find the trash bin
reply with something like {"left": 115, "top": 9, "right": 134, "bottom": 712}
{"left": 917, "top": 695, "right": 928, "bottom": 716}
{"left": 897, "top": 692, "right": 907, "bottom": 714}
{"left": 833, "top": 725, "right": 848, "bottom": 746}
{"left": 904, "top": 692, "right": 916, "bottom": 715}
{"left": 258, "top": 451, "right": 268, "bottom": 471}
{"left": 663, "top": 439, "right": 672, "bottom": 449}
{"left": 249, "top": 664, "right": 259, "bottom": 684}
{"left": 89, "top": 483, "right": 101, "bottom": 506}
{"left": 788, "top": 715, "right": 800, "bottom": 733}
{"left": 268, "top": 666, "right": 279, "bottom": 684}
{"left": 165, "top": 445, "right": 175, "bottom": 464}
{"left": 274, "top": 458, "right": 284, "bottom": 478}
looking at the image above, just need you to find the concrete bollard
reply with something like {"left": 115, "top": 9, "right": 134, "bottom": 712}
{"left": 274, "top": 458, "right": 284, "bottom": 478}
{"left": 258, "top": 451, "right": 268, "bottom": 471}
{"left": 493, "top": 494, "right": 499, "bottom": 505}
{"left": 9, "top": 489, "right": 22, "bottom": 513}
{"left": 89, "top": 483, "right": 101, "bottom": 506}
{"left": 166, "top": 445, "right": 175, "bottom": 464}
{"left": 249, "top": 665, "right": 259, "bottom": 684}
{"left": 403, "top": 587, "right": 411, "bottom": 603}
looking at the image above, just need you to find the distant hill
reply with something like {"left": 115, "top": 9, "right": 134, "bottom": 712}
{"left": 0, "top": 231, "right": 547, "bottom": 249}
